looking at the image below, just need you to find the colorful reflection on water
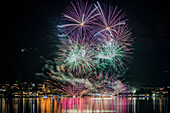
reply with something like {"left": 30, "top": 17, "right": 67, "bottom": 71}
{"left": 0, "top": 96, "right": 169, "bottom": 113}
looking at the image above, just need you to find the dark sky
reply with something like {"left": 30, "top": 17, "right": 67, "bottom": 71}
{"left": 2, "top": 0, "right": 170, "bottom": 87}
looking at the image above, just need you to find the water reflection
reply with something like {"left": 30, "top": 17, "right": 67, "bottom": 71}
{"left": 0, "top": 97, "right": 169, "bottom": 113}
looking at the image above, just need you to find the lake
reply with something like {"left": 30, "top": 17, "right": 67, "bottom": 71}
{"left": 0, "top": 96, "right": 169, "bottom": 113}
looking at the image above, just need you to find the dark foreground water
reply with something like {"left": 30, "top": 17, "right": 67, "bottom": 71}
{"left": 0, "top": 96, "right": 169, "bottom": 113}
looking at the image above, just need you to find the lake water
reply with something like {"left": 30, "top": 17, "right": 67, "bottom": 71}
{"left": 0, "top": 96, "right": 169, "bottom": 113}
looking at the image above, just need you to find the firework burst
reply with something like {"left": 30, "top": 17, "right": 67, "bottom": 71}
{"left": 57, "top": 36, "right": 96, "bottom": 74}
{"left": 94, "top": 2, "right": 127, "bottom": 38}
{"left": 89, "top": 72, "right": 128, "bottom": 95}
{"left": 112, "top": 25, "right": 134, "bottom": 46}
{"left": 96, "top": 40, "right": 133, "bottom": 72}
{"left": 51, "top": 65, "right": 94, "bottom": 96}
{"left": 95, "top": 25, "right": 133, "bottom": 47}
{"left": 59, "top": 0, "right": 99, "bottom": 37}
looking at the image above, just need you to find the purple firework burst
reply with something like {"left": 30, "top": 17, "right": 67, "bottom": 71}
{"left": 94, "top": 2, "right": 127, "bottom": 38}
{"left": 59, "top": 0, "right": 99, "bottom": 37}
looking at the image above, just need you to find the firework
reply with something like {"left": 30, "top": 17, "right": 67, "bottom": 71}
{"left": 57, "top": 36, "right": 97, "bottom": 74}
{"left": 89, "top": 72, "right": 128, "bottom": 95}
{"left": 96, "top": 40, "right": 133, "bottom": 72}
{"left": 95, "top": 25, "right": 133, "bottom": 47}
{"left": 112, "top": 80, "right": 127, "bottom": 94}
{"left": 44, "top": 65, "right": 94, "bottom": 96}
{"left": 112, "top": 25, "right": 134, "bottom": 46}
{"left": 94, "top": 2, "right": 127, "bottom": 38}
{"left": 37, "top": 0, "right": 135, "bottom": 96}
{"left": 59, "top": 0, "right": 99, "bottom": 37}
{"left": 59, "top": 80, "right": 87, "bottom": 96}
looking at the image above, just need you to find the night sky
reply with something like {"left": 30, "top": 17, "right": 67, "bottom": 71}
{"left": 2, "top": 0, "right": 170, "bottom": 87}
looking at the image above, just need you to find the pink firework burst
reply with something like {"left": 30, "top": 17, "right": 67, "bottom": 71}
{"left": 90, "top": 72, "right": 128, "bottom": 94}
{"left": 96, "top": 25, "right": 133, "bottom": 47}
{"left": 59, "top": 0, "right": 99, "bottom": 37}
{"left": 112, "top": 25, "right": 134, "bottom": 46}
{"left": 59, "top": 81, "right": 87, "bottom": 96}
{"left": 94, "top": 2, "right": 128, "bottom": 37}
